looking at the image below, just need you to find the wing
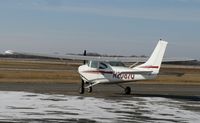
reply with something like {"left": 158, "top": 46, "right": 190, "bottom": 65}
{"left": 4, "top": 50, "right": 147, "bottom": 62}
{"left": 4, "top": 50, "right": 195, "bottom": 63}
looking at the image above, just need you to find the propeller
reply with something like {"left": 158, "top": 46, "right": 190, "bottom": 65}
{"left": 79, "top": 50, "right": 87, "bottom": 94}
{"left": 83, "top": 50, "right": 87, "bottom": 64}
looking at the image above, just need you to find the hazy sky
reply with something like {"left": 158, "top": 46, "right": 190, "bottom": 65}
{"left": 0, "top": 0, "right": 200, "bottom": 59}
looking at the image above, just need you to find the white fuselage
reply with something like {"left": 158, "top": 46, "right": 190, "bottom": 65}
{"left": 78, "top": 62, "right": 157, "bottom": 84}
{"left": 78, "top": 40, "right": 168, "bottom": 85}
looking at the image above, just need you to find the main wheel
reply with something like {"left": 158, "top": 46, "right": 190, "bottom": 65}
{"left": 88, "top": 87, "right": 92, "bottom": 93}
{"left": 79, "top": 80, "right": 85, "bottom": 94}
{"left": 125, "top": 86, "right": 131, "bottom": 94}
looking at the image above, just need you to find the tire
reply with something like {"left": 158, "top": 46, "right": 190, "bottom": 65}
{"left": 79, "top": 80, "right": 85, "bottom": 94}
{"left": 79, "top": 87, "right": 84, "bottom": 94}
{"left": 88, "top": 87, "right": 92, "bottom": 93}
{"left": 125, "top": 86, "right": 131, "bottom": 94}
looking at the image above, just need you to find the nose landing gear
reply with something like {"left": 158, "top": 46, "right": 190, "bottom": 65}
{"left": 79, "top": 80, "right": 85, "bottom": 94}
{"left": 79, "top": 79, "right": 93, "bottom": 94}
{"left": 87, "top": 87, "right": 92, "bottom": 93}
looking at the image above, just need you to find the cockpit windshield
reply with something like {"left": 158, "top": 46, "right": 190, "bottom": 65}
{"left": 109, "top": 61, "right": 125, "bottom": 67}
{"left": 90, "top": 61, "right": 99, "bottom": 68}
{"left": 89, "top": 61, "right": 108, "bottom": 69}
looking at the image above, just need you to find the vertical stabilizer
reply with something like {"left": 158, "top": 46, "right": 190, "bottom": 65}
{"left": 135, "top": 39, "right": 168, "bottom": 74}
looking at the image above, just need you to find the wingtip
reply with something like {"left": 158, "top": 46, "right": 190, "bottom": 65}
{"left": 159, "top": 39, "right": 168, "bottom": 44}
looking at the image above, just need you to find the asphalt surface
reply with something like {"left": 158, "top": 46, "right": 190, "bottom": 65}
{"left": 0, "top": 82, "right": 199, "bottom": 100}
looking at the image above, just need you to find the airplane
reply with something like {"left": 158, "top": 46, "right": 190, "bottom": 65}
{"left": 78, "top": 40, "right": 167, "bottom": 94}
{"left": 4, "top": 39, "right": 192, "bottom": 94}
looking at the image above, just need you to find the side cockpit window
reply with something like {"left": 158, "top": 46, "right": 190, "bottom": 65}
{"left": 99, "top": 62, "right": 108, "bottom": 69}
{"left": 89, "top": 61, "right": 108, "bottom": 69}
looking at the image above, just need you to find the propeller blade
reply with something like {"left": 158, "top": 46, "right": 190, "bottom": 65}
{"left": 83, "top": 50, "right": 86, "bottom": 64}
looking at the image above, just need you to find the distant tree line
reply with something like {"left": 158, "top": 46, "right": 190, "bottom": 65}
{"left": 0, "top": 53, "right": 199, "bottom": 66}
{"left": 164, "top": 60, "right": 200, "bottom": 66}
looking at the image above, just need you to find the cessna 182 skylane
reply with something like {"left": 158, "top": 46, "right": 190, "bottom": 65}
{"left": 5, "top": 39, "right": 182, "bottom": 94}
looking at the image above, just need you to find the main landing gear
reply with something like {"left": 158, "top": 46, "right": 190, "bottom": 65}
{"left": 79, "top": 80, "right": 93, "bottom": 94}
{"left": 124, "top": 86, "right": 131, "bottom": 95}
{"left": 117, "top": 84, "right": 131, "bottom": 95}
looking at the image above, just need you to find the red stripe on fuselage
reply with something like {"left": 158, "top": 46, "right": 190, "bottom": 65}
{"left": 140, "top": 66, "right": 159, "bottom": 68}
{"left": 83, "top": 70, "right": 113, "bottom": 74}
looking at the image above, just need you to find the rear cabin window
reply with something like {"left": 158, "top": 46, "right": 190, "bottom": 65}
{"left": 109, "top": 61, "right": 125, "bottom": 67}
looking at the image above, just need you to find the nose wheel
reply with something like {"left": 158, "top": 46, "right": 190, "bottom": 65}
{"left": 79, "top": 80, "right": 85, "bottom": 94}
{"left": 88, "top": 87, "right": 92, "bottom": 93}
{"left": 79, "top": 80, "right": 93, "bottom": 94}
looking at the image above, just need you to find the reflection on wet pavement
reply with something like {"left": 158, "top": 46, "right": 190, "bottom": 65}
{"left": 0, "top": 91, "right": 199, "bottom": 123}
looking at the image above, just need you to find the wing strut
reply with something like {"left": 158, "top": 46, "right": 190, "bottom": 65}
{"left": 85, "top": 82, "right": 101, "bottom": 88}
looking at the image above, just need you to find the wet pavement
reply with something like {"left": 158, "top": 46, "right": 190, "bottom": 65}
{"left": 0, "top": 91, "right": 200, "bottom": 123}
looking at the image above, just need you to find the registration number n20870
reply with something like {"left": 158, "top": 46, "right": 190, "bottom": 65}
{"left": 113, "top": 72, "right": 135, "bottom": 80}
